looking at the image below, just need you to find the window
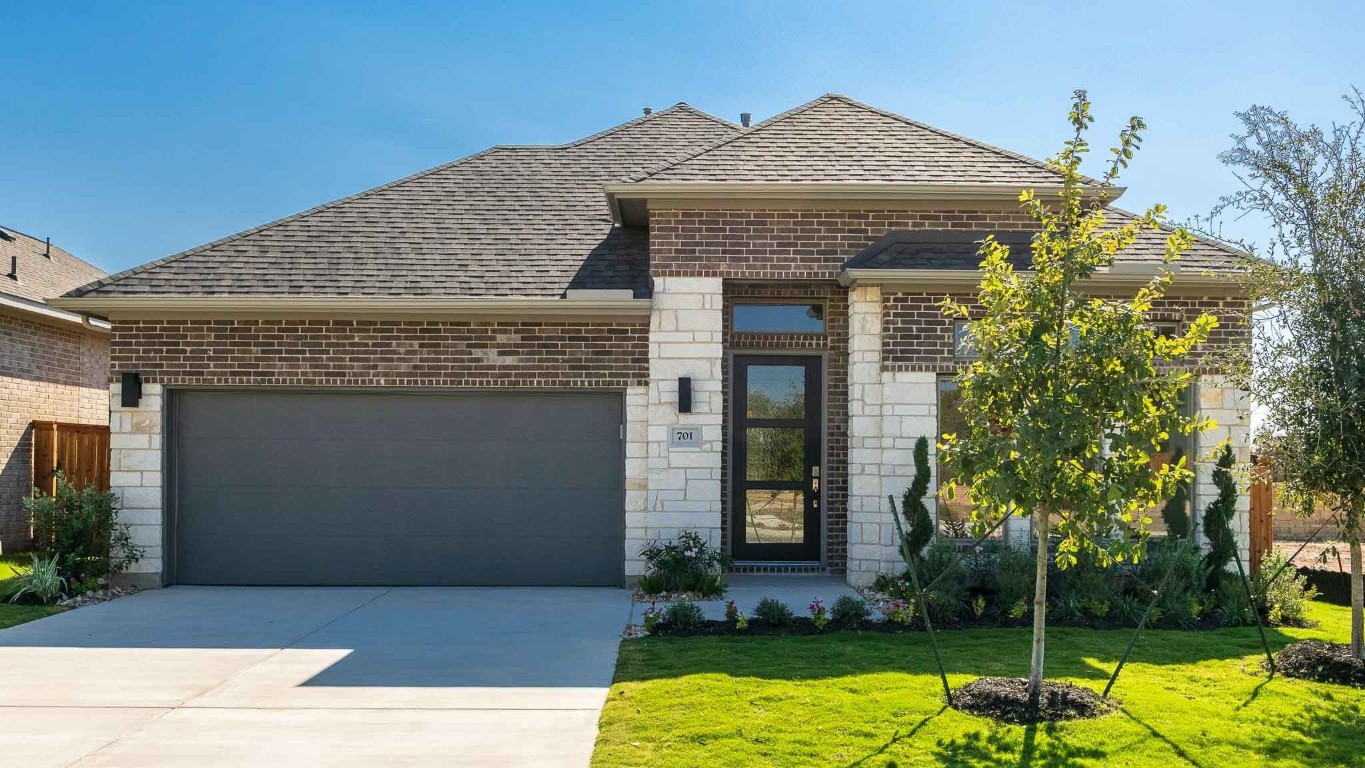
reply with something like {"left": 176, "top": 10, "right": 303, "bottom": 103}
{"left": 935, "top": 378, "right": 1001, "bottom": 539}
{"left": 1148, "top": 384, "right": 1195, "bottom": 536}
{"left": 954, "top": 321, "right": 978, "bottom": 359}
{"left": 733, "top": 304, "right": 825, "bottom": 333}
{"left": 1152, "top": 321, "right": 1182, "bottom": 340}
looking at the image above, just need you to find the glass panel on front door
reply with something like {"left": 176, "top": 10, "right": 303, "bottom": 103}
{"left": 733, "top": 355, "right": 822, "bottom": 562}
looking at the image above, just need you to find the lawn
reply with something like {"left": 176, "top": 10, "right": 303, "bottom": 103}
{"left": 0, "top": 553, "right": 65, "bottom": 629}
{"left": 592, "top": 601, "right": 1364, "bottom": 767}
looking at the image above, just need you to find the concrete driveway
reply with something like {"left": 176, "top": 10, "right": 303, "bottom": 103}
{"left": 0, "top": 587, "right": 633, "bottom": 767}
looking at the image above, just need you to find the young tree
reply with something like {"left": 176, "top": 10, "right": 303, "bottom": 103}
{"left": 940, "top": 91, "right": 1217, "bottom": 708}
{"left": 1211, "top": 89, "right": 1365, "bottom": 658}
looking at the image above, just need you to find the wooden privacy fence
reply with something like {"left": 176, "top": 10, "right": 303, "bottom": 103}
{"left": 1249, "top": 455, "right": 1274, "bottom": 575}
{"left": 31, "top": 421, "right": 110, "bottom": 497}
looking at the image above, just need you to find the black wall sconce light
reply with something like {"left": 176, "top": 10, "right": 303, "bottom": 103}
{"left": 678, "top": 376, "right": 692, "bottom": 414}
{"left": 121, "top": 371, "right": 142, "bottom": 408}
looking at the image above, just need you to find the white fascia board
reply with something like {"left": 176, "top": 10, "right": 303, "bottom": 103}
{"left": 0, "top": 292, "right": 111, "bottom": 332}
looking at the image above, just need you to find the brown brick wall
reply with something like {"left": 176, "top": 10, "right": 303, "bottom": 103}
{"left": 882, "top": 292, "right": 1250, "bottom": 373}
{"left": 722, "top": 282, "right": 849, "bottom": 571}
{"left": 650, "top": 208, "right": 1036, "bottom": 280}
{"left": 109, "top": 319, "right": 650, "bottom": 388}
{"left": 0, "top": 310, "right": 108, "bottom": 549}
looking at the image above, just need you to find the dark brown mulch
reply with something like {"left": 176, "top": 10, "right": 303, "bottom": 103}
{"left": 651, "top": 618, "right": 907, "bottom": 636}
{"left": 1275, "top": 640, "right": 1365, "bottom": 688}
{"left": 950, "top": 677, "right": 1116, "bottom": 725}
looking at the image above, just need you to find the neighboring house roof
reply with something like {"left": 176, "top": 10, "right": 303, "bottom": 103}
{"left": 65, "top": 105, "right": 741, "bottom": 300}
{"left": 0, "top": 225, "right": 106, "bottom": 303}
{"left": 845, "top": 209, "right": 1250, "bottom": 274}
{"left": 620, "top": 94, "right": 1076, "bottom": 186}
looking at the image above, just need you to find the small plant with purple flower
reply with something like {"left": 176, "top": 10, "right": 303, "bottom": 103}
{"left": 808, "top": 597, "right": 829, "bottom": 630}
{"left": 641, "top": 602, "right": 664, "bottom": 633}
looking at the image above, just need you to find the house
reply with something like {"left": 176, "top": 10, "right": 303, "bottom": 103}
{"left": 52, "top": 95, "right": 1252, "bottom": 588}
{"left": 1, "top": 226, "right": 109, "bottom": 552}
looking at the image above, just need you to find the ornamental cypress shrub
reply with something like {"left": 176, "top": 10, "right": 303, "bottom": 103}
{"left": 1202, "top": 444, "right": 1239, "bottom": 591}
{"left": 901, "top": 436, "right": 935, "bottom": 559}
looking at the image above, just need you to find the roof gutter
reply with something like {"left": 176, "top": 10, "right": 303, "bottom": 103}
{"left": 603, "top": 182, "right": 1124, "bottom": 225}
{"left": 0, "top": 292, "right": 111, "bottom": 332}
{"left": 838, "top": 267, "right": 1241, "bottom": 294}
{"left": 46, "top": 295, "right": 653, "bottom": 321}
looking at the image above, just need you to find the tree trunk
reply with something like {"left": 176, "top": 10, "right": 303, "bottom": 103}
{"left": 1350, "top": 523, "right": 1363, "bottom": 660}
{"left": 1027, "top": 505, "right": 1050, "bottom": 709}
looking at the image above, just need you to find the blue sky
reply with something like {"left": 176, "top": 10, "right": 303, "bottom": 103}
{"left": 3, "top": 1, "right": 1361, "bottom": 274}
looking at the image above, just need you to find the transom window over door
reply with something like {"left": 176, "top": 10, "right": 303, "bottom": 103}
{"left": 733, "top": 304, "right": 826, "bottom": 333}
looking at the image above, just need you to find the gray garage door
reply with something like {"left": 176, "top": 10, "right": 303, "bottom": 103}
{"left": 171, "top": 390, "right": 623, "bottom": 586}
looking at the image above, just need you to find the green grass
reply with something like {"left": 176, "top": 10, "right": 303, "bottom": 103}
{"left": 592, "top": 601, "right": 1365, "bottom": 767}
{"left": 0, "top": 553, "right": 66, "bottom": 629}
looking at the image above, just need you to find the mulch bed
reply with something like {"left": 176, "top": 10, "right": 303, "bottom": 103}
{"left": 1275, "top": 640, "right": 1365, "bottom": 688}
{"left": 649, "top": 618, "right": 909, "bottom": 637}
{"left": 950, "top": 677, "right": 1116, "bottom": 724}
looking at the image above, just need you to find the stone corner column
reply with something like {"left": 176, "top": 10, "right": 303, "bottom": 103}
{"left": 641, "top": 277, "right": 724, "bottom": 564}
{"left": 108, "top": 380, "right": 164, "bottom": 588}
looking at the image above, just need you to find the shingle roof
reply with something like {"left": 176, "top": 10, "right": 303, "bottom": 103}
{"left": 621, "top": 94, "right": 1075, "bottom": 186}
{"left": 844, "top": 208, "right": 1250, "bottom": 273}
{"left": 66, "top": 105, "right": 741, "bottom": 299}
{"left": 0, "top": 226, "right": 106, "bottom": 303}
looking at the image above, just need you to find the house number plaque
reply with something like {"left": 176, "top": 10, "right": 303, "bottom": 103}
{"left": 670, "top": 428, "right": 701, "bottom": 449}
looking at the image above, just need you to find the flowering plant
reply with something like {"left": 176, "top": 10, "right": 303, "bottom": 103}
{"left": 639, "top": 530, "right": 727, "bottom": 596}
{"left": 735, "top": 611, "right": 749, "bottom": 631}
{"left": 884, "top": 598, "right": 915, "bottom": 626}
{"left": 808, "top": 597, "right": 828, "bottom": 630}
{"left": 641, "top": 602, "right": 664, "bottom": 633}
{"left": 724, "top": 599, "right": 739, "bottom": 623}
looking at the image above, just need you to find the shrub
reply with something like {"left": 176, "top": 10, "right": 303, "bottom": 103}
{"left": 1214, "top": 578, "right": 1256, "bottom": 627}
{"left": 900, "top": 437, "right": 935, "bottom": 557}
{"left": 678, "top": 571, "right": 726, "bottom": 599}
{"left": 26, "top": 476, "right": 142, "bottom": 581}
{"left": 6, "top": 553, "right": 66, "bottom": 604}
{"left": 1137, "top": 537, "right": 1209, "bottom": 628}
{"left": 1255, "top": 550, "right": 1319, "bottom": 626}
{"left": 752, "top": 596, "right": 795, "bottom": 626}
{"left": 915, "top": 539, "right": 966, "bottom": 624}
{"left": 992, "top": 543, "right": 1036, "bottom": 617}
{"left": 636, "top": 572, "right": 669, "bottom": 595}
{"left": 661, "top": 601, "right": 705, "bottom": 631}
{"left": 639, "top": 530, "right": 726, "bottom": 594}
{"left": 1202, "top": 445, "right": 1239, "bottom": 592}
{"left": 1052, "top": 550, "right": 1124, "bottom": 620}
{"left": 830, "top": 595, "right": 870, "bottom": 628}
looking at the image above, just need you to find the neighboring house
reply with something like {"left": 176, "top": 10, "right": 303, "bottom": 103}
{"left": 0, "top": 226, "right": 109, "bottom": 552}
{"left": 53, "top": 95, "right": 1252, "bottom": 588}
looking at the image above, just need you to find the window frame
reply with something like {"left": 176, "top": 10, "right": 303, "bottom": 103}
{"left": 730, "top": 301, "right": 828, "bottom": 335}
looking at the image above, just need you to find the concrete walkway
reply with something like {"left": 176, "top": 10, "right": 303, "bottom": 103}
{"left": 0, "top": 586, "right": 633, "bottom": 767}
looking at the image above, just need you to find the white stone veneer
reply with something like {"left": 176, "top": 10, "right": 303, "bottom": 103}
{"left": 1194, "top": 374, "right": 1253, "bottom": 565}
{"left": 108, "top": 380, "right": 164, "bottom": 586}
{"left": 627, "top": 276, "right": 725, "bottom": 576}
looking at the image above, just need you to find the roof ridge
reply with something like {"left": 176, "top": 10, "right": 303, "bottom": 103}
{"left": 617, "top": 95, "right": 836, "bottom": 183}
{"left": 566, "top": 102, "right": 740, "bottom": 148}
{"left": 0, "top": 224, "right": 106, "bottom": 276}
{"left": 65, "top": 146, "right": 507, "bottom": 297}
{"left": 67, "top": 104, "right": 743, "bottom": 298}
{"left": 819, "top": 93, "right": 1097, "bottom": 186}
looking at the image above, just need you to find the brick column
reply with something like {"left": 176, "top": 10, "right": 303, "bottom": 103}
{"left": 108, "top": 380, "right": 163, "bottom": 587}
{"left": 637, "top": 277, "right": 724, "bottom": 572}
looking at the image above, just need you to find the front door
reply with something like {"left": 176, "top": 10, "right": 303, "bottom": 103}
{"left": 732, "top": 355, "right": 822, "bottom": 562}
